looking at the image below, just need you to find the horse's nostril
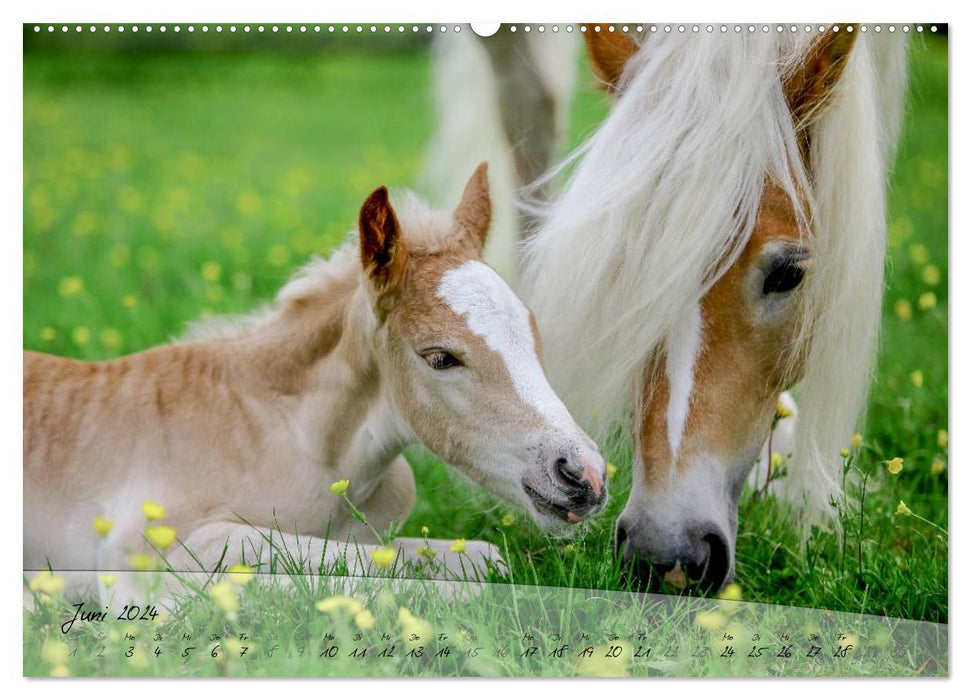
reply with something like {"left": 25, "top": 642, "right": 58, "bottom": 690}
{"left": 615, "top": 522, "right": 629, "bottom": 558}
{"left": 554, "top": 455, "right": 585, "bottom": 487}
{"left": 700, "top": 531, "right": 731, "bottom": 591}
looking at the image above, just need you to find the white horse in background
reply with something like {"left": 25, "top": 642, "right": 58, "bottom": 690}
{"left": 24, "top": 164, "right": 607, "bottom": 602}
{"left": 428, "top": 26, "right": 908, "bottom": 591}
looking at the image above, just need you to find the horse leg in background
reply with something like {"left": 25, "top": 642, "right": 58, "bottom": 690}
{"left": 478, "top": 29, "right": 559, "bottom": 243}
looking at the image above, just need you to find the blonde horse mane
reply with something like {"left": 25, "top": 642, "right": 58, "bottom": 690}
{"left": 522, "top": 31, "right": 909, "bottom": 525}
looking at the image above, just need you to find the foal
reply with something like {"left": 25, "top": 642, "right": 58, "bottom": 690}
{"left": 23, "top": 164, "right": 607, "bottom": 599}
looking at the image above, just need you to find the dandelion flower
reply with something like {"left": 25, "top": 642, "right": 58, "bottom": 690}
{"left": 894, "top": 299, "right": 913, "bottom": 322}
{"left": 92, "top": 515, "right": 114, "bottom": 537}
{"left": 695, "top": 610, "right": 725, "bottom": 631}
{"left": 930, "top": 457, "right": 946, "bottom": 476}
{"left": 39, "top": 327, "right": 57, "bottom": 341}
{"left": 354, "top": 609, "right": 376, "bottom": 630}
{"left": 937, "top": 429, "right": 948, "bottom": 449}
{"left": 851, "top": 433, "right": 863, "bottom": 449}
{"left": 201, "top": 261, "right": 222, "bottom": 282}
{"left": 886, "top": 457, "right": 904, "bottom": 475}
{"left": 606, "top": 462, "right": 617, "bottom": 481}
{"left": 144, "top": 525, "right": 177, "bottom": 549}
{"left": 910, "top": 370, "right": 924, "bottom": 388}
{"left": 500, "top": 513, "right": 517, "bottom": 527}
{"left": 129, "top": 553, "right": 156, "bottom": 571}
{"left": 718, "top": 583, "right": 743, "bottom": 601}
{"left": 895, "top": 500, "right": 912, "bottom": 516}
{"left": 29, "top": 570, "right": 67, "bottom": 596}
{"left": 420, "top": 525, "right": 430, "bottom": 537}
{"left": 209, "top": 580, "right": 239, "bottom": 615}
{"left": 141, "top": 500, "right": 166, "bottom": 520}
{"left": 98, "top": 574, "right": 118, "bottom": 587}
{"left": 328, "top": 479, "right": 350, "bottom": 496}
{"left": 922, "top": 264, "right": 941, "bottom": 286}
{"left": 41, "top": 638, "right": 71, "bottom": 666}
{"left": 449, "top": 538, "right": 467, "bottom": 555}
{"left": 58, "top": 275, "right": 84, "bottom": 297}
{"left": 370, "top": 546, "right": 396, "bottom": 570}
{"left": 122, "top": 294, "right": 138, "bottom": 309}
{"left": 227, "top": 563, "right": 255, "bottom": 586}
{"left": 72, "top": 327, "right": 91, "bottom": 345}
{"left": 918, "top": 292, "right": 937, "bottom": 311}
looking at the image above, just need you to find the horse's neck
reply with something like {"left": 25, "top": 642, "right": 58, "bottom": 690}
{"left": 235, "top": 280, "right": 413, "bottom": 491}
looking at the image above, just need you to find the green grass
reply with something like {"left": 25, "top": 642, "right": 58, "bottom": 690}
{"left": 23, "top": 35, "right": 948, "bottom": 641}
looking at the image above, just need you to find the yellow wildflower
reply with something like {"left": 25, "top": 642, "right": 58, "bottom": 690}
{"left": 209, "top": 580, "right": 239, "bottom": 615}
{"left": 398, "top": 607, "right": 432, "bottom": 647}
{"left": 98, "top": 574, "right": 118, "bottom": 587}
{"left": 718, "top": 583, "right": 743, "bottom": 600}
{"left": 918, "top": 291, "right": 937, "bottom": 310}
{"left": 775, "top": 398, "right": 794, "bottom": 420}
{"left": 227, "top": 563, "right": 255, "bottom": 586}
{"left": 606, "top": 462, "right": 618, "bottom": 481}
{"left": 58, "top": 275, "right": 84, "bottom": 297}
{"left": 840, "top": 447, "right": 850, "bottom": 459}
{"left": 100, "top": 328, "right": 122, "bottom": 349}
{"left": 39, "top": 327, "right": 57, "bottom": 341}
{"left": 909, "top": 243, "right": 929, "bottom": 265}
{"left": 564, "top": 543, "right": 576, "bottom": 554}
{"left": 144, "top": 525, "right": 177, "bottom": 549}
{"left": 895, "top": 500, "right": 912, "bottom": 516}
{"left": 922, "top": 264, "right": 941, "bottom": 286}
{"left": 420, "top": 525, "right": 430, "bottom": 537}
{"left": 129, "top": 553, "right": 156, "bottom": 571}
{"left": 769, "top": 452, "right": 783, "bottom": 473}
{"left": 316, "top": 596, "right": 364, "bottom": 615}
{"left": 354, "top": 609, "right": 376, "bottom": 630}
{"left": 92, "top": 515, "right": 114, "bottom": 537}
{"left": 416, "top": 545, "right": 436, "bottom": 560}
{"left": 267, "top": 245, "right": 290, "bottom": 267}
{"left": 449, "top": 538, "right": 467, "bottom": 554}
{"left": 937, "top": 429, "right": 948, "bottom": 449}
{"left": 910, "top": 370, "right": 924, "bottom": 388}
{"left": 141, "top": 500, "right": 166, "bottom": 520}
{"left": 695, "top": 610, "right": 725, "bottom": 631}
{"left": 370, "top": 546, "right": 396, "bottom": 570}
{"left": 110, "top": 244, "right": 131, "bottom": 267}
{"left": 29, "top": 570, "right": 67, "bottom": 596}
{"left": 894, "top": 299, "right": 912, "bottom": 321}
{"left": 851, "top": 433, "right": 863, "bottom": 449}
{"left": 201, "top": 261, "right": 222, "bottom": 282}
{"left": 71, "top": 327, "right": 90, "bottom": 345}
{"left": 886, "top": 457, "right": 904, "bottom": 475}
{"left": 41, "top": 638, "right": 71, "bottom": 666}
{"left": 49, "top": 665, "right": 71, "bottom": 677}
{"left": 500, "top": 512, "right": 517, "bottom": 527}
{"left": 329, "top": 479, "right": 350, "bottom": 496}
{"left": 122, "top": 294, "right": 138, "bottom": 309}
{"left": 930, "top": 457, "right": 946, "bottom": 476}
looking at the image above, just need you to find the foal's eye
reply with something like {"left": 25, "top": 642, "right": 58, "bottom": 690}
{"left": 762, "top": 260, "right": 806, "bottom": 295}
{"left": 421, "top": 350, "right": 463, "bottom": 371}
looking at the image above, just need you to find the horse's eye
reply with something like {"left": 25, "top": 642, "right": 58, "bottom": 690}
{"left": 762, "top": 260, "right": 805, "bottom": 295}
{"left": 422, "top": 350, "right": 463, "bottom": 371}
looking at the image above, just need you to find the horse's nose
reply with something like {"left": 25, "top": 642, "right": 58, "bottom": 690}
{"left": 615, "top": 519, "right": 732, "bottom": 593}
{"left": 549, "top": 450, "right": 606, "bottom": 517}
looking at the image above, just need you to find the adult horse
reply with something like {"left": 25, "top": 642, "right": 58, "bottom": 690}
{"left": 429, "top": 26, "right": 908, "bottom": 591}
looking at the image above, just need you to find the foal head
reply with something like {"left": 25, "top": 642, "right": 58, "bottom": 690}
{"left": 578, "top": 29, "right": 874, "bottom": 591}
{"left": 360, "top": 164, "right": 607, "bottom": 532}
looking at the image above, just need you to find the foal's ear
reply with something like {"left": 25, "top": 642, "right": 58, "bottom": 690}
{"left": 784, "top": 27, "right": 858, "bottom": 128}
{"left": 582, "top": 26, "right": 640, "bottom": 94}
{"left": 453, "top": 162, "right": 491, "bottom": 253}
{"left": 359, "top": 186, "right": 406, "bottom": 289}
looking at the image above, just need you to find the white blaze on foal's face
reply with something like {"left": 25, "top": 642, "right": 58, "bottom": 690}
{"left": 358, "top": 163, "right": 607, "bottom": 533}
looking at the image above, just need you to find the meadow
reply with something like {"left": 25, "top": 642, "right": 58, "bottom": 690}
{"left": 23, "top": 30, "right": 948, "bottom": 649}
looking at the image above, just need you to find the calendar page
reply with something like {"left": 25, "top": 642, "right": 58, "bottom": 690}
{"left": 22, "top": 21, "right": 948, "bottom": 679}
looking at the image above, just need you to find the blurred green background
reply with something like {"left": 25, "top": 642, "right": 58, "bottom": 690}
{"left": 23, "top": 28, "right": 948, "bottom": 622}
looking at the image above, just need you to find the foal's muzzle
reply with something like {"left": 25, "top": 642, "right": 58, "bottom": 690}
{"left": 615, "top": 519, "right": 733, "bottom": 594}
{"left": 523, "top": 441, "right": 607, "bottom": 524}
